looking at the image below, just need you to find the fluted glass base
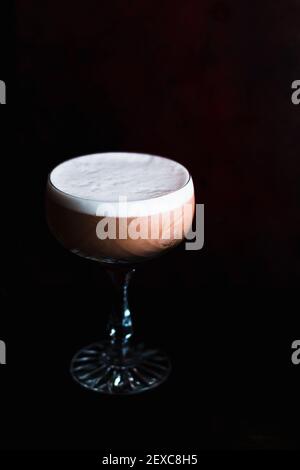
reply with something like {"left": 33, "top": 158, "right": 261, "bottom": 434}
{"left": 70, "top": 342, "right": 171, "bottom": 395}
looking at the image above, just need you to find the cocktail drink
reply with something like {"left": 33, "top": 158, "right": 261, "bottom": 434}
{"left": 46, "top": 152, "right": 194, "bottom": 394}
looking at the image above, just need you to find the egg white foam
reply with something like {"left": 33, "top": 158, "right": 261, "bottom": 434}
{"left": 49, "top": 153, "right": 194, "bottom": 217}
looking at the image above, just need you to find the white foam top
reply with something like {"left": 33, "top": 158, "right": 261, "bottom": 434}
{"left": 48, "top": 152, "right": 194, "bottom": 216}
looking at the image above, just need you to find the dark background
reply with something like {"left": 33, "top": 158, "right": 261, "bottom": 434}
{"left": 0, "top": 0, "right": 300, "bottom": 451}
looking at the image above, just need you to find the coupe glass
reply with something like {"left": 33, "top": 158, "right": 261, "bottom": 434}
{"left": 46, "top": 153, "right": 195, "bottom": 395}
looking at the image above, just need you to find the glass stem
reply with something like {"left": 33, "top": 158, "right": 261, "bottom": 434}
{"left": 106, "top": 266, "right": 135, "bottom": 362}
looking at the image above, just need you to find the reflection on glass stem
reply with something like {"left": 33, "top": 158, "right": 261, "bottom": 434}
{"left": 106, "top": 267, "right": 135, "bottom": 362}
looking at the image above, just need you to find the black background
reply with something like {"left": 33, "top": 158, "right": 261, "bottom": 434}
{"left": 0, "top": 0, "right": 300, "bottom": 452}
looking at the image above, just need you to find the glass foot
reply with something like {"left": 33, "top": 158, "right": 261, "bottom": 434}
{"left": 70, "top": 342, "right": 171, "bottom": 395}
